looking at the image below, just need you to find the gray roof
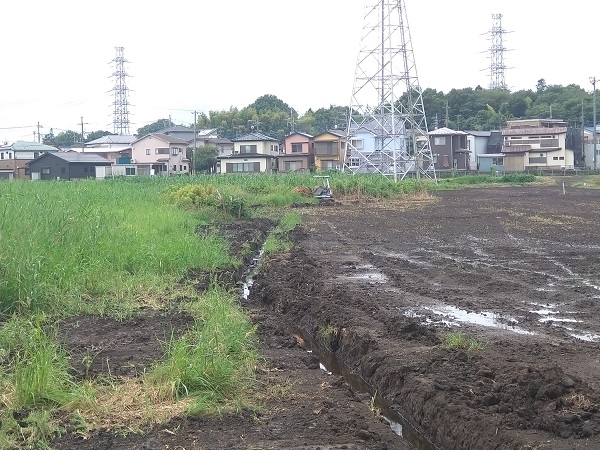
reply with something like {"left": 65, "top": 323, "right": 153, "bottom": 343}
{"left": 85, "top": 135, "right": 136, "bottom": 146}
{"left": 133, "top": 133, "right": 189, "bottom": 145}
{"left": 158, "top": 125, "right": 193, "bottom": 134}
{"left": 203, "top": 137, "right": 233, "bottom": 145}
{"left": 51, "top": 152, "right": 112, "bottom": 164}
{"left": 4, "top": 141, "right": 60, "bottom": 152}
{"left": 285, "top": 131, "right": 313, "bottom": 139}
{"left": 233, "top": 132, "right": 278, "bottom": 142}
{"left": 465, "top": 130, "right": 492, "bottom": 137}
{"left": 429, "top": 127, "right": 467, "bottom": 136}
{"left": 218, "top": 153, "right": 274, "bottom": 159}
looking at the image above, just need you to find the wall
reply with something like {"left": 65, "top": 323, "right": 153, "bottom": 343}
{"left": 221, "top": 157, "right": 271, "bottom": 173}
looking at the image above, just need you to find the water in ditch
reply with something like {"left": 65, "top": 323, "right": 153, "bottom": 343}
{"left": 241, "top": 248, "right": 439, "bottom": 450}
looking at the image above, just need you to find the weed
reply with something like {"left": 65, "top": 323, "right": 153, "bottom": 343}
{"left": 440, "top": 330, "right": 485, "bottom": 351}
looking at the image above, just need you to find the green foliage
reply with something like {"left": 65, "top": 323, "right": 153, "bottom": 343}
{"left": 263, "top": 213, "right": 301, "bottom": 254}
{"left": 0, "top": 180, "right": 232, "bottom": 317}
{"left": 149, "top": 287, "right": 258, "bottom": 412}
{"left": 432, "top": 174, "right": 537, "bottom": 189}
{"left": 42, "top": 129, "right": 82, "bottom": 148}
{"left": 189, "top": 145, "right": 219, "bottom": 173}
{"left": 85, "top": 130, "right": 112, "bottom": 142}
{"left": 440, "top": 330, "right": 485, "bottom": 351}
{"left": 136, "top": 119, "right": 174, "bottom": 138}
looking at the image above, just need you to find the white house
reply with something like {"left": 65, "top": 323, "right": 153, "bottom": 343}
{"left": 218, "top": 132, "right": 279, "bottom": 174}
{"left": 129, "top": 133, "right": 190, "bottom": 176}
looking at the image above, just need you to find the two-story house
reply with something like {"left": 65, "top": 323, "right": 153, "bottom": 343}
{"left": 502, "top": 119, "right": 574, "bottom": 171}
{"left": 465, "top": 131, "right": 492, "bottom": 171}
{"left": 218, "top": 132, "right": 279, "bottom": 174}
{"left": 278, "top": 132, "right": 314, "bottom": 172}
{"left": 313, "top": 130, "right": 346, "bottom": 171}
{"left": 128, "top": 133, "right": 190, "bottom": 176}
{"left": 428, "top": 127, "right": 470, "bottom": 171}
{"left": 344, "top": 119, "right": 405, "bottom": 175}
{"left": 0, "top": 141, "right": 60, "bottom": 180}
{"left": 81, "top": 134, "right": 136, "bottom": 164}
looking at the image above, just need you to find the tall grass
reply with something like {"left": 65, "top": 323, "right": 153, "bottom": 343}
{"left": 149, "top": 287, "right": 258, "bottom": 415}
{"left": 0, "top": 180, "right": 232, "bottom": 317}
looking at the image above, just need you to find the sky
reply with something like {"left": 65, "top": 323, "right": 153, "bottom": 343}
{"left": 1, "top": 0, "right": 598, "bottom": 143}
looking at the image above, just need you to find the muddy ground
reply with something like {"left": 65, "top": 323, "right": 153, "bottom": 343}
{"left": 53, "top": 180, "right": 600, "bottom": 449}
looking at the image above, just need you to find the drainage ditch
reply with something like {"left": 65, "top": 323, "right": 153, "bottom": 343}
{"left": 241, "top": 247, "right": 440, "bottom": 450}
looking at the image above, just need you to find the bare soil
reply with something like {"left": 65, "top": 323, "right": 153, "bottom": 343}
{"left": 53, "top": 180, "right": 600, "bottom": 449}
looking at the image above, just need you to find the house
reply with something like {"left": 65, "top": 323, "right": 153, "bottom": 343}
{"left": 478, "top": 154, "right": 505, "bottom": 173}
{"left": 156, "top": 125, "right": 197, "bottom": 142}
{"left": 465, "top": 131, "right": 492, "bottom": 171}
{"left": 0, "top": 141, "right": 60, "bottom": 180}
{"left": 129, "top": 133, "right": 190, "bottom": 176}
{"left": 313, "top": 130, "right": 346, "bottom": 171}
{"left": 27, "top": 152, "right": 111, "bottom": 180}
{"left": 502, "top": 119, "right": 574, "bottom": 171}
{"left": 190, "top": 137, "right": 234, "bottom": 157}
{"left": 428, "top": 127, "right": 470, "bottom": 171}
{"left": 79, "top": 134, "right": 136, "bottom": 164}
{"left": 278, "top": 132, "right": 314, "bottom": 172}
{"left": 344, "top": 119, "right": 406, "bottom": 175}
{"left": 583, "top": 125, "right": 600, "bottom": 169}
{"left": 218, "top": 132, "right": 279, "bottom": 174}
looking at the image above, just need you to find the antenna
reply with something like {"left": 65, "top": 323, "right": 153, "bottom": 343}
{"left": 110, "top": 47, "right": 131, "bottom": 135}
{"left": 344, "top": 0, "right": 436, "bottom": 182}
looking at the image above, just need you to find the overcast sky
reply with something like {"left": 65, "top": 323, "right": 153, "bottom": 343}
{"left": 1, "top": 0, "right": 598, "bottom": 143}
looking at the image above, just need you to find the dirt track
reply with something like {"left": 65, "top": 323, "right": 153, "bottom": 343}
{"left": 53, "top": 181, "right": 600, "bottom": 449}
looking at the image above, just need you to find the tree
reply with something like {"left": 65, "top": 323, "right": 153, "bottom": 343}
{"left": 188, "top": 145, "right": 218, "bottom": 173}
{"left": 45, "top": 130, "right": 82, "bottom": 148}
{"left": 85, "top": 130, "right": 112, "bottom": 142}
{"left": 136, "top": 119, "right": 173, "bottom": 137}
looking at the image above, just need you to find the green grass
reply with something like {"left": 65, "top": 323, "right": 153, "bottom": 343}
{"left": 263, "top": 212, "right": 301, "bottom": 254}
{"left": 439, "top": 330, "right": 486, "bottom": 351}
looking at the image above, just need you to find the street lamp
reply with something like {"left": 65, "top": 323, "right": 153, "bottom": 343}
{"left": 591, "top": 77, "right": 597, "bottom": 170}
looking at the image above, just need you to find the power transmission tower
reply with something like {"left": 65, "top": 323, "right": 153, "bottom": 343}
{"left": 486, "top": 14, "right": 510, "bottom": 90}
{"left": 344, "top": 0, "right": 436, "bottom": 181}
{"left": 111, "top": 47, "right": 131, "bottom": 135}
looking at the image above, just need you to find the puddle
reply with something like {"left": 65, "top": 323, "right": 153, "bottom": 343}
{"left": 339, "top": 263, "right": 388, "bottom": 283}
{"left": 425, "top": 305, "right": 534, "bottom": 335}
{"left": 291, "top": 324, "right": 438, "bottom": 450}
{"left": 241, "top": 249, "right": 264, "bottom": 300}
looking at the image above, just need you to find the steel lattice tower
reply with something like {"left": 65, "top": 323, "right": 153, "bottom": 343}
{"left": 111, "top": 47, "right": 131, "bottom": 135}
{"left": 487, "top": 14, "right": 508, "bottom": 90}
{"left": 344, "top": 0, "right": 436, "bottom": 181}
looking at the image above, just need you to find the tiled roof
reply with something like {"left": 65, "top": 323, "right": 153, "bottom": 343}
{"left": 233, "top": 132, "right": 278, "bottom": 142}
{"left": 85, "top": 135, "right": 136, "bottom": 146}
{"left": 158, "top": 125, "right": 193, "bottom": 133}
{"left": 50, "top": 152, "right": 112, "bottom": 163}
{"left": 285, "top": 132, "right": 313, "bottom": 139}
{"left": 137, "top": 133, "right": 189, "bottom": 145}
{"left": 503, "top": 145, "right": 531, "bottom": 153}
{"left": 6, "top": 141, "right": 60, "bottom": 152}
{"left": 465, "top": 130, "right": 492, "bottom": 137}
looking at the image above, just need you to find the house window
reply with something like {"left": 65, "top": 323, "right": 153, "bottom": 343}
{"left": 146, "top": 149, "right": 151, "bottom": 155}
{"left": 125, "top": 167, "right": 136, "bottom": 175}
{"left": 179, "top": 165, "right": 183, "bottom": 171}
{"left": 284, "top": 161, "right": 299, "bottom": 171}
{"left": 492, "top": 157, "right": 504, "bottom": 165}
{"left": 0, "top": 153, "right": 3, "bottom": 160}
{"left": 348, "top": 158, "right": 360, "bottom": 167}
{"left": 155, "top": 148, "right": 169, "bottom": 154}
{"left": 61, "top": 167, "right": 66, "bottom": 174}
{"left": 34, "top": 152, "right": 39, "bottom": 158}
{"left": 321, "top": 160, "right": 336, "bottom": 169}
{"left": 171, "top": 148, "right": 180, "bottom": 156}
{"left": 271, "top": 144, "right": 279, "bottom": 153}
{"left": 25, "top": 168, "right": 30, "bottom": 175}
{"left": 559, "top": 156, "right": 564, "bottom": 160}
{"left": 8, "top": 153, "right": 11, "bottom": 159}
{"left": 434, "top": 137, "right": 446, "bottom": 146}
{"left": 291, "top": 143, "right": 303, "bottom": 153}
{"left": 239, "top": 144, "right": 257, "bottom": 154}
{"left": 163, "top": 164, "right": 167, "bottom": 171}
{"left": 172, "top": 165, "right": 177, "bottom": 171}
{"left": 230, "top": 162, "right": 259, "bottom": 172}
{"left": 183, "top": 165, "right": 187, "bottom": 171}
{"left": 350, "top": 139, "right": 363, "bottom": 150}
{"left": 41, "top": 167, "right": 50, "bottom": 174}
{"left": 553, "top": 156, "right": 559, "bottom": 161}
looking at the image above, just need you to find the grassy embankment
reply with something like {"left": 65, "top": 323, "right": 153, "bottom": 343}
{"left": 0, "top": 172, "right": 536, "bottom": 448}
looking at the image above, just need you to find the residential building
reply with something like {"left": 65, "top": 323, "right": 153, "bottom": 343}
{"left": 156, "top": 125, "right": 196, "bottom": 142}
{"left": 583, "top": 125, "right": 600, "bottom": 169}
{"left": 218, "top": 132, "right": 279, "bottom": 174}
{"left": 345, "top": 120, "right": 405, "bottom": 175}
{"left": 80, "top": 134, "right": 136, "bottom": 164}
{"left": 0, "top": 141, "right": 60, "bottom": 180}
{"left": 428, "top": 127, "right": 470, "bottom": 171}
{"left": 313, "top": 130, "right": 346, "bottom": 171}
{"left": 192, "top": 137, "right": 234, "bottom": 157}
{"left": 465, "top": 131, "right": 492, "bottom": 171}
{"left": 279, "top": 132, "right": 314, "bottom": 172}
{"left": 502, "top": 119, "right": 574, "bottom": 171}
{"left": 478, "top": 154, "right": 505, "bottom": 173}
{"left": 130, "top": 133, "right": 190, "bottom": 176}
{"left": 27, "top": 152, "right": 111, "bottom": 180}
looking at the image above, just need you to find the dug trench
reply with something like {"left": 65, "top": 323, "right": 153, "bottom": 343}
{"left": 249, "top": 185, "right": 600, "bottom": 450}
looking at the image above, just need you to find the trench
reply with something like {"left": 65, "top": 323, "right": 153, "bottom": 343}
{"left": 240, "top": 245, "right": 440, "bottom": 450}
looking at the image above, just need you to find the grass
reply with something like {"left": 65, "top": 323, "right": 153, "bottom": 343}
{"left": 263, "top": 212, "right": 302, "bottom": 254}
{"left": 439, "top": 330, "right": 486, "bottom": 351}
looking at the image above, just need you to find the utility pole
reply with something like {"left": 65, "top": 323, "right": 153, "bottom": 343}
{"left": 192, "top": 110, "right": 197, "bottom": 175}
{"left": 37, "top": 122, "right": 43, "bottom": 143}
{"left": 445, "top": 101, "right": 449, "bottom": 128}
{"left": 79, "top": 116, "right": 89, "bottom": 152}
{"left": 582, "top": 100, "right": 586, "bottom": 167}
{"left": 591, "top": 77, "right": 597, "bottom": 170}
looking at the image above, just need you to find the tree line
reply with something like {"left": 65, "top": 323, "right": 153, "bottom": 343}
{"left": 43, "top": 80, "right": 596, "bottom": 148}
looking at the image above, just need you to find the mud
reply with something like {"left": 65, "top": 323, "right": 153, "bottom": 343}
{"left": 53, "top": 181, "right": 600, "bottom": 449}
